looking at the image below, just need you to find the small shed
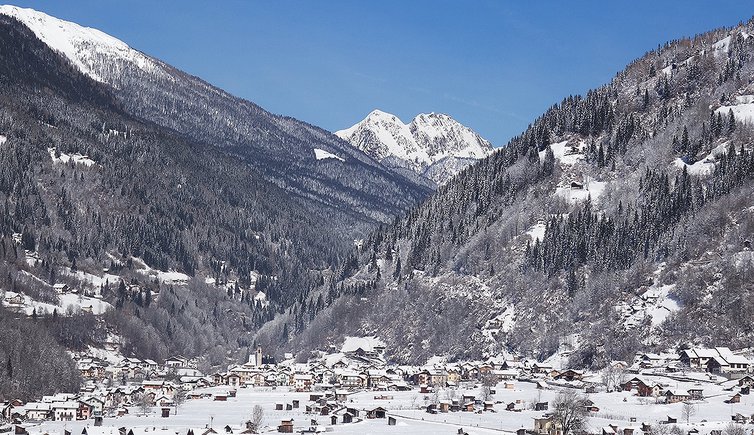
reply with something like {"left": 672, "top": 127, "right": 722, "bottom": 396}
{"left": 161, "top": 408, "right": 170, "bottom": 418}
{"left": 277, "top": 420, "right": 293, "bottom": 433}
{"left": 367, "top": 407, "right": 387, "bottom": 419}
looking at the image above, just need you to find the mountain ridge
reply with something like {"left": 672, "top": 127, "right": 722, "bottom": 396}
{"left": 0, "top": 4, "right": 430, "bottom": 233}
{"left": 335, "top": 109, "right": 493, "bottom": 185}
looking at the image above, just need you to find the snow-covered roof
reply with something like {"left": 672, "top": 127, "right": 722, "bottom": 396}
{"left": 341, "top": 336, "right": 386, "bottom": 354}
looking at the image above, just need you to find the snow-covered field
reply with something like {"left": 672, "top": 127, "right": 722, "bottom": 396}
{"left": 555, "top": 177, "right": 607, "bottom": 204}
{"left": 131, "top": 257, "right": 190, "bottom": 285}
{"left": 539, "top": 140, "right": 586, "bottom": 166}
{"left": 3, "top": 290, "right": 112, "bottom": 315}
{"left": 25, "top": 379, "right": 754, "bottom": 435}
{"left": 716, "top": 98, "right": 754, "bottom": 124}
{"left": 672, "top": 142, "right": 730, "bottom": 177}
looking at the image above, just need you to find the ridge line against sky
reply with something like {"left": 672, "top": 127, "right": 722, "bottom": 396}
{"left": 6, "top": 1, "right": 754, "bottom": 146}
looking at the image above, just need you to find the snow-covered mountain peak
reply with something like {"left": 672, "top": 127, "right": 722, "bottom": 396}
{"left": 335, "top": 109, "right": 493, "bottom": 185}
{"left": 0, "top": 5, "right": 158, "bottom": 82}
{"left": 335, "top": 109, "right": 426, "bottom": 165}
{"left": 368, "top": 109, "right": 401, "bottom": 121}
{"left": 409, "top": 112, "right": 492, "bottom": 160}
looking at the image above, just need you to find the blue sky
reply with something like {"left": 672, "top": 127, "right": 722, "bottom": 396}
{"left": 8, "top": 1, "right": 754, "bottom": 145}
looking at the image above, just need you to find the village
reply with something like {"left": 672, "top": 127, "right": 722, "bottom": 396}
{"left": 4, "top": 337, "right": 754, "bottom": 435}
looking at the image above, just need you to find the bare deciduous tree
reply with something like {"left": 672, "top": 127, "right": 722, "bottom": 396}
{"left": 478, "top": 385, "right": 492, "bottom": 402}
{"left": 601, "top": 364, "right": 626, "bottom": 392}
{"left": 445, "top": 388, "right": 457, "bottom": 401}
{"left": 552, "top": 390, "right": 590, "bottom": 435}
{"left": 248, "top": 405, "right": 264, "bottom": 433}
{"left": 134, "top": 393, "right": 152, "bottom": 416}
{"left": 173, "top": 388, "right": 186, "bottom": 414}
{"left": 681, "top": 402, "right": 696, "bottom": 424}
{"left": 431, "top": 389, "right": 440, "bottom": 406}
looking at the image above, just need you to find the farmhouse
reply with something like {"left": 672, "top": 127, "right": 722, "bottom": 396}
{"left": 534, "top": 416, "right": 563, "bottom": 435}
{"left": 680, "top": 347, "right": 750, "bottom": 373}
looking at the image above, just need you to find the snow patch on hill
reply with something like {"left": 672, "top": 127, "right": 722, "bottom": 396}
{"left": 131, "top": 257, "right": 190, "bottom": 284}
{"left": 2, "top": 290, "right": 112, "bottom": 316}
{"left": 341, "top": 336, "right": 386, "bottom": 354}
{"left": 313, "top": 148, "right": 345, "bottom": 162}
{"left": 617, "top": 265, "right": 680, "bottom": 330}
{"left": 716, "top": 99, "right": 754, "bottom": 124}
{"left": 539, "top": 140, "right": 586, "bottom": 165}
{"left": 672, "top": 142, "right": 729, "bottom": 176}
{"left": 525, "top": 222, "right": 546, "bottom": 242}
{"left": 712, "top": 35, "right": 732, "bottom": 55}
{"left": 555, "top": 177, "right": 607, "bottom": 203}
{"left": 48, "top": 147, "right": 96, "bottom": 166}
{"left": 483, "top": 306, "right": 516, "bottom": 340}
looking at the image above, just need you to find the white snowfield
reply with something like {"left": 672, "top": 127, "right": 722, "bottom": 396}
{"left": 672, "top": 142, "right": 730, "bottom": 177}
{"left": 538, "top": 140, "right": 586, "bottom": 166}
{"left": 0, "top": 5, "right": 160, "bottom": 83}
{"left": 525, "top": 222, "right": 546, "bottom": 242}
{"left": 340, "top": 336, "right": 386, "bottom": 354}
{"left": 313, "top": 148, "right": 345, "bottom": 162}
{"left": 555, "top": 177, "right": 606, "bottom": 204}
{"left": 716, "top": 97, "right": 754, "bottom": 124}
{"left": 131, "top": 257, "right": 190, "bottom": 284}
{"left": 619, "top": 283, "right": 680, "bottom": 330}
{"left": 48, "top": 147, "right": 96, "bottom": 167}
{"left": 2, "top": 289, "right": 112, "bottom": 316}
{"left": 24, "top": 377, "right": 754, "bottom": 435}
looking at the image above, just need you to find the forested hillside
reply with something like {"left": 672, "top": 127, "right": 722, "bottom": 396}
{"left": 0, "top": 13, "right": 422, "bottom": 400}
{"left": 0, "top": 5, "right": 430, "bottom": 232}
{"left": 271, "top": 19, "right": 754, "bottom": 366}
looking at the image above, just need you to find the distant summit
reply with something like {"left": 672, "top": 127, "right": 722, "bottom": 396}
{"left": 336, "top": 110, "right": 493, "bottom": 185}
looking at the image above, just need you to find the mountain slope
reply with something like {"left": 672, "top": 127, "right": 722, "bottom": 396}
{"left": 335, "top": 110, "right": 493, "bottom": 185}
{"left": 271, "top": 19, "right": 754, "bottom": 365}
{"left": 0, "top": 8, "right": 430, "bottom": 400}
{"left": 0, "top": 5, "right": 430, "bottom": 233}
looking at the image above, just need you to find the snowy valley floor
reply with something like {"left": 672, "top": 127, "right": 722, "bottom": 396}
{"left": 25, "top": 376, "right": 754, "bottom": 435}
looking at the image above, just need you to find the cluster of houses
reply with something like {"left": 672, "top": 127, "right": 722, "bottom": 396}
{"left": 631, "top": 347, "right": 753, "bottom": 376}
{"left": 4, "top": 340, "right": 754, "bottom": 431}
{"left": 271, "top": 392, "right": 395, "bottom": 433}
{"left": 1, "top": 380, "right": 185, "bottom": 423}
